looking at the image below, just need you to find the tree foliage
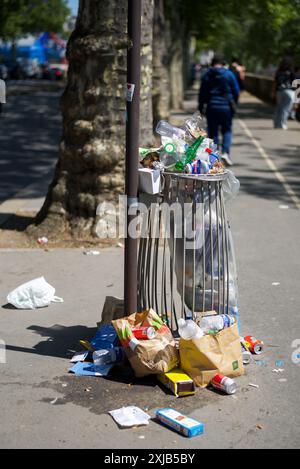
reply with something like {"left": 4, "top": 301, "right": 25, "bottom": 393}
{"left": 0, "top": 0, "right": 70, "bottom": 40}
{"left": 184, "top": 0, "right": 300, "bottom": 69}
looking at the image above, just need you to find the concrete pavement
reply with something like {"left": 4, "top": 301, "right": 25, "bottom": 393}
{"left": 0, "top": 91, "right": 299, "bottom": 449}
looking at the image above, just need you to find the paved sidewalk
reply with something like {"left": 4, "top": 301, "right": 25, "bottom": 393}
{"left": 0, "top": 90, "right": 299, "bottom": 449}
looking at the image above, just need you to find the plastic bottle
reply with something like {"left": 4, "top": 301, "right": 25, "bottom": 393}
{"left": 156, "top": 121, "right": 186, "bottom": 140}
{"left": 184, "top": 111, "right": 202, "bottom": 138}
{"left": 199, "top": 314, "right": 235, "bottom": 334}
{"left": 175, "top": 136, "right": 205, "bottom": 171}
{"left": 178, "top": 318, "right": 204, "bottom": 340}
{"left": 93, "top": 346, "right": 125, "bottom": 366}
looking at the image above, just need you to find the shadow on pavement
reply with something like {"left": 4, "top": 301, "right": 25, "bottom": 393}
{"left": 0, "top": 91, "right": 61, "bottom": 203}
{"left": 0, "top": 213, "right": 35, "bottom": 231}
{"left": 5, "top": 324, "right": 97, "bottom": 359}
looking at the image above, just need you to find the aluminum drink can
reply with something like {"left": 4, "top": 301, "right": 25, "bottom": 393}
{"left": 211, "top": 373, "right": 237, "bottom": 395}
{"left": 240, "top": 338, "right": 251, "bottom": 364}
{"left": 244, "top": 335, "right": 264, "bottom": 355}
{"left": 132, "top": 326, "right": 156, "bottom": 340}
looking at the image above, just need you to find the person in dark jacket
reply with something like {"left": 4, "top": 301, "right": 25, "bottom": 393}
{"left": 198, "top": 54, "right": 240, "bottom": 166}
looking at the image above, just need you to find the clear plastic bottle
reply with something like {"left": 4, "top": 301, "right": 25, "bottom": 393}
{"left": 93, "top": 346, "right": 125, "bottom": 366}
{"left": 178, "top": 318, "right": 204, "bottom": 340}
{"left": 199, "top": 314, "right": 235, "bottom": 334}
{"left": 156, "top": 121, "right": 186, "bottom": 140}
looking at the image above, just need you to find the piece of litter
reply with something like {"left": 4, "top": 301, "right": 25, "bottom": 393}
{"left": 278, "top": 378, "right": 287, "bottom": 383}
{"left": 117, "top": 242, "right": 124, "bottom": 248}
{"left": 138, "top": 435, "right": 145, "bottom": 439}
{"left": 272, "top": 369, "right": 284, "bottom": 373}
{"left": 50, "top": 398, "right": 59, "bottom": 405}
{"left": 83, "top": 250, "right": 100, "bottom": 256}
{"left": 37, "top": 236, "right": 48, "bottom": 245}
{"left": 156, "top": 408, "right": 204, "bottom": 438}
{"left": 7, "top": 276, "right": 62, "bottom": 309}
{"left": 256, "top": 424, "right": 263, "bottom": 430}
{"left": 279, "top": 205, "right": 289, "bottom": 210}
{"left": 272, "top": 282, "right": 280, "bottom": 286}
{"left": 249, "top": 383, "right": 259, "bottom": 388}
{"left": 70, "top": 351, "right": 89, "bottom": 363}
{"left": 62, "top": 383, "right": 68, "bottom": 388}
{"left": 69, "top": 361, "right": 113, "bottom": 377}
{"left": 85, "top": 388, "right": 91, "bottom": 392}
{"left": 109, "top": 406, "right": 151, "bottom": 428}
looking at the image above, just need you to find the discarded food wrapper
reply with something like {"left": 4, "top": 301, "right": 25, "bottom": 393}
{"left": 83, "top": 250, "right": 100, "bottom": 256}
{"left": 79, "top": 339, "right": 95, "bottom": 351}
{"left": 7, "top": 276, "right": 64, "bottom": 309}
{"left": 90, "top": 324, "right": 120, "bottom": 350}
{"left": 70, "top": 351, "right": 89, "bottom": 363}
{"left": 69, "top": 361, "right": 113, "bottom": 377}
{"left": 156, "top": 408, "right": 204, "bottom": 438}
{"left": 37, "top": 236, "right": 48, "bottom": 245}
{"left": 109, "top": 406, "right": 151, "bottom": 428}
{"left": 157, "top": 368, "right": 196, "bottom": 397}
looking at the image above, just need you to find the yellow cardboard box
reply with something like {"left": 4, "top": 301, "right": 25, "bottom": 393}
{"left": 157, "top": 368, "right": 196, "bottom": 397}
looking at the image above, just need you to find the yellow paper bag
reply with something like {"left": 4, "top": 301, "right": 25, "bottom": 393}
{"left": 179, "top": 323, "right": 244, "bottom": 388}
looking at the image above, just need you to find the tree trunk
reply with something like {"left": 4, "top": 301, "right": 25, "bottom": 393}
{"left": 140, "top": 0, "right": 154, "bottom": 146}
{"left": 29, "top": 0, "right": 153, "bottom": 239}
{"left": 165, "top": 0, "right": 185, "bottom": 111}
{"left": 152, "top": 0, "right": 171, "bottom": 126}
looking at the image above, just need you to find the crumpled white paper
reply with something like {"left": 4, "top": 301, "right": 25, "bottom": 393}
{"left": 109, "top": 406, "right": 151, "bottom": 428}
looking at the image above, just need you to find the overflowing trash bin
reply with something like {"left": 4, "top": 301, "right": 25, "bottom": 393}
{"left": 137, "top": 112, "right": 240, "bottom": 332}
{"left": 67, "top": 111, "right": 265, "bottom": 437}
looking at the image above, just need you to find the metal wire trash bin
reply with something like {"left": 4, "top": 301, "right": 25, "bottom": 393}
{"left": 137, "top": 171, "right": 239, "bottom": 332}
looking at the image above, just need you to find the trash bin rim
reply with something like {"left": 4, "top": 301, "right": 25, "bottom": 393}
{"left": 163, "top": 171, "right": 229, "bottom": 182}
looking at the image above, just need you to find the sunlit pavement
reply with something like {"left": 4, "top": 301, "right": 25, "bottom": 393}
{"left": 0, "top": 91, "right": 299, "bottom": 448}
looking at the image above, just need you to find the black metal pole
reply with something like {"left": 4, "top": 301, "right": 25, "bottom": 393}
{"left": 125, "top": 0, "right": 141, "bottom": 316}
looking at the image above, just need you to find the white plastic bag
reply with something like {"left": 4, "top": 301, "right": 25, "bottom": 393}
{"left": 7, "top": 277, "right": 63, "bottom": 309}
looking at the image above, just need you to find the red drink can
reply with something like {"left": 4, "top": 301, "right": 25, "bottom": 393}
{"left": 211, "top": 373, "right": 237, "bottom": 395}
{"left": 244, "top": 336, "right": 264, "bottom": 355}
{"left": 132, "top": 326, "right": 156, "bottom": 340}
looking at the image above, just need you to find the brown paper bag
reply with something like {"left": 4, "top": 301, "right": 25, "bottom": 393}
{"left": 112, "top": 308, "right": 179, "bottom": 378}
{"left": 179, "top": 323, "right": 244, "bottom": 388}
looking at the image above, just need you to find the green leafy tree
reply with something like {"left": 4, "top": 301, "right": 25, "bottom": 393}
{"left": 0, "top": 0, "right": 70, "bottom": 40}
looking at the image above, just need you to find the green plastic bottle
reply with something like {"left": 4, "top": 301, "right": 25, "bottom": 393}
{"left": 175, "top": 136, "right": 205, "bottom": 172}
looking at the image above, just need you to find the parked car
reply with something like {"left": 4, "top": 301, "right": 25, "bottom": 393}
{"left": 41, "top": 64, "right": 64, "bottom": 81}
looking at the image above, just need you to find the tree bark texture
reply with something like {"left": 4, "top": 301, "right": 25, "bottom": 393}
{"left": 30, "top": 0, "right": 153, "bottom": 238}
{"left": 152, "top": 0, "right": 171, "bottom": 126}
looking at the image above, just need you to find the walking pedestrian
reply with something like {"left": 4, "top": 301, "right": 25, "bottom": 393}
{"left": 230, "top": 58, "right": 246, "bottom": 91}
{"left": 198, "top": 54, "right": 240, "bottom": 166}
{"left": 273, "top": 57, "right": 295, "bottom": 130}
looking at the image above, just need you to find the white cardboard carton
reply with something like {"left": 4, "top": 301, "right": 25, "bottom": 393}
{"left": 138, "top": 168, "right": 161, "bottom": 194}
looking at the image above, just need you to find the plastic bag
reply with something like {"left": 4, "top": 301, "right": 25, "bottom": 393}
{"left": 222, "top": 170, "right": 240, "bottom": 201}
{"left": 7, "top": 276, "right": 63, "bottom": 309}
